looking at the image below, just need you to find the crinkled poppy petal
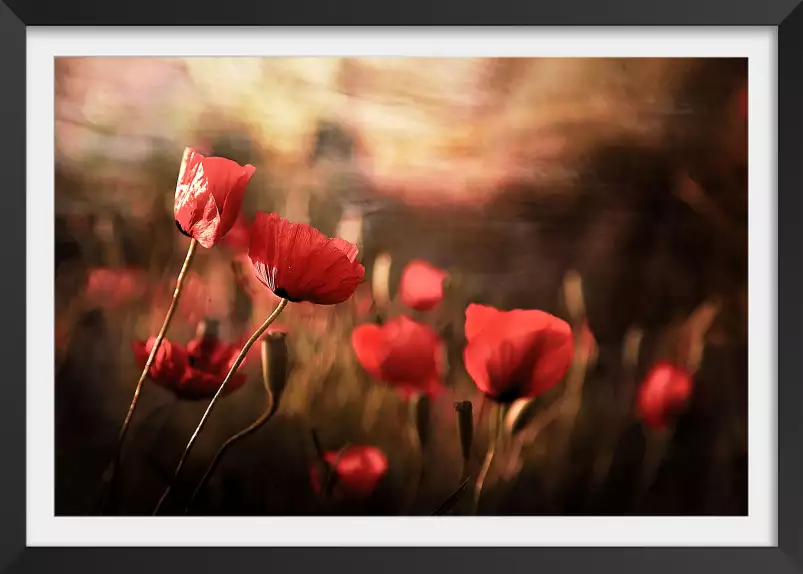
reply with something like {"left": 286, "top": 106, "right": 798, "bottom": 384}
{"left": 465, "top": 303, "right": 503, "bottom": 341}
{"left": 351, "top": 323, "right": 386, "bottom": 380}
{"left": 174, "top": 148, "right": 207, "bottom": 237}
{"left": 173, "top": 147, "right": 255, "bottom": 248}
{"left": 329, "top": 237, "right": 359, "bottom": 263}
{"left": 203, "top": 158, "right": 255, "bottom": 242}
{"left": 399, "top": 260, "right": 447, "bottom": 312}
{"left": 285, "top": 237, "right": 364, "bottom": 305}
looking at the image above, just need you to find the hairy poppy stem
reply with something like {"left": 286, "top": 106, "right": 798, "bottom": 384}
{"left": 98, "top": 238, "right": 197, "bottom": 515}
{"left": 184, "top": 358, "right": 278, "bottom": 515}
{"left": 152, "top": 298, "right": 288, "bottom": 515}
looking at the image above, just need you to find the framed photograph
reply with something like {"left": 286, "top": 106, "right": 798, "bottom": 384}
{"left": 2, "top": 0, "right": 799, "bottom": 572}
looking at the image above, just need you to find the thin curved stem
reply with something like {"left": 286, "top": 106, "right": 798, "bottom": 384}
{"left": 473, "top": 448, "right": 496, "bottom": 514}
{"left": 152, "top": 298, "right": 288, "bottom": 515}
{"left": 99, "top": 239, "right": 197, "bottom": 514}
{"left": 473, "top": 403, "right": 506, "bottom": 514}
{"left": 430, "top": 476, "right": 471, "bottom": 516}
{"left": 184, "top": 391, "right": 277, "bottom": 514}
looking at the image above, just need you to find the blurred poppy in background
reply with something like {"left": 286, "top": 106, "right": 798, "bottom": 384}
{"left": 131, "top": 331, "right": 248, "bottom": 400}
{"left": 636, "top": 362, "right": 693, "bottom": 429}
{"left": 84, "top": 267, "right": 148, "bottom": 310}
{"left": 248, "top": 212, "right": 365, "bottom": 305}
{"left": 398, "top": 259, "right": 448, "bottom": 312}
{"left": 351, "top": 314, "right": 445, "bottom": 398}
{"left": 310, "top": 445, "right": 389, "bottom": 499}
{"left": 463, "top": 303, "right": 574, "bottom": 403}
{"left": 220, "top": 213, "right": 252, "bottom": 255}
{"left": 173, "top": 146, "right": 256, "bottom": 248}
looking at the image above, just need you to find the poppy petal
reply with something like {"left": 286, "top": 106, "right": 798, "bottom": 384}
{"left": 351, "top": 323, "right": 386, "bottom": 380}
{"left": 249, "top": 212, "right": 365, "bottom": 305}
{"left": 465, "top": 303, "right": 503, "bottom": 341}
{"left": 173, "top": 147, "right": 255, "bottom": 248}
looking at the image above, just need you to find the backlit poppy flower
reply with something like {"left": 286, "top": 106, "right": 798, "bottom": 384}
{"left": 398, "top": 259, "right": 448, "bottom": 312}
{"left": 310, "top": 445, "right": 389, "bottom": 499}
{"left": 131, "top": 332, "right": 247, "bottom": 400}
{"left": 249, "top": 212, "right": 365, "bottom": 305}
{"left": 463, "top": 303, "right": 574, "bottom": 403}
{"left": 636, "top": 362, "right": 693, "bottom": 429}
{"left": 351, "top": 315, "right": 445, "bottom": 398}
{"left": 173, "top": 147, "right": 256, "bottom": 248}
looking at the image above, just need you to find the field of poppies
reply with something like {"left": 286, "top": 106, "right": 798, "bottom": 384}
{"left": 54, "top": 57, "right": 748, "bottom": 517}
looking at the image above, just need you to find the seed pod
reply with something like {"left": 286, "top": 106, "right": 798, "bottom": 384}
{"left": 454, "top": 401, "right": 474, "bottom": 463}
{"left": 261, "top": 332, "right": 290, "bottom": 401}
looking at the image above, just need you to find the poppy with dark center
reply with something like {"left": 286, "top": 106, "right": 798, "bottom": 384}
{"left": 636, "top": 362, "right": 693, "bottom": 429}
{"left": 173, "top": 147, "right": 256, "bottom": 248}
{"left": 131, "top": 331, "right": 248, "bottom": 401}
{"left": 351, "top": 315, "right": 445, "bottom": 398}
{"left": 463, "top": 303, "right": 574, "bottom": 403}
{"left": 309, "top": 445, "right": 389, "bottom": 499}
{"left": 398, "top": 259, "right": 448, "bottom": 312}
{"left": 248, "top": 212, "right": 365, "bottom": 305}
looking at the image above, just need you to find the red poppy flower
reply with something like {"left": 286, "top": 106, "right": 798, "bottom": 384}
{"left": 131, "top": 333, "right": 247, "bottom": 400}
{"left": 248, "top": 212, "right": 365, "bottom": 305}
{"left": 398, "top": 259, "right": 448, "bottom": 312}
{"left": 463, "top": 303, "right": 574, "bottom": 403}
{"left": 309, "top": 445, "right": 389, "bottom": 499}
{"left": 351, "top": 315, "right": 445, "bottom": 398}
{"left": 636, "top": 362, "right": 693, "bottom": 429}
{"left": 173, "top": 147, "right": 256, "bottom": 248}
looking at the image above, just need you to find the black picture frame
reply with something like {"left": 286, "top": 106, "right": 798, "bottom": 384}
{"left": 1, "top": 1, "right": 799, "bottom": 572}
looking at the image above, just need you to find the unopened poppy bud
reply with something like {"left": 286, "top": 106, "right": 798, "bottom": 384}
{"left": 261, "top": 332, "right": 290, "bottom": 401}
{"left": 409, "top": 393, "right": 431, "bottom": 449}
{"left": 195, "top": 317, "right": 220, "bottom": 341}
{"left": 454, "top": 401, "right": 473, "bottom": 463}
